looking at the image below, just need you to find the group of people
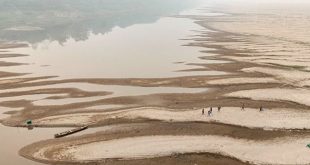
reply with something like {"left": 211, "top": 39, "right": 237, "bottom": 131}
{"left": 201, "top": 104, "right": 264, "bottom": 116}
{"left": 202, "top": 106, "right": 221, "bottom": 116}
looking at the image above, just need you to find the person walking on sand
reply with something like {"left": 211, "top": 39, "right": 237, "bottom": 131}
{"left": 208, "top": 109, "right": 212, "bottom": 116}
{"left": 208, "top": 107, "right": 213, "bottom": 116}
{"left": 218, "top": 106, "right": 221, "bottom": 112}
{"left": 241, "top": 103, "right": 245, "bottom": 111}
{"left": 260, "top": 106, "right": 263, "bottom": 112}
{"left": 202, "top": 108, "right": 205, "bottom": 115}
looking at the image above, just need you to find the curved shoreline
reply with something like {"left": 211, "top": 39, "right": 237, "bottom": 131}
{"left": 29, "top": 106, "right": 310, "bottom": 130}
{"left": 20, "top": 121, "right": 308, "bottom": 165}
{"left": 1, "top": 2, "right": 310, "bottom": 165}
{"left": 22, "top": 135, "right": 310, "bottom": 165}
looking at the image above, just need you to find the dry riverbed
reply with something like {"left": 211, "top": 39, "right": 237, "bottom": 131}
{"left": 2, "top": 3, "right": 310, "bottom": 165}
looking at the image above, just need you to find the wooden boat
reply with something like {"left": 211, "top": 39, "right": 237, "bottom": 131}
{"left": 54, "top": 125, "right": 88, "bottom": 138}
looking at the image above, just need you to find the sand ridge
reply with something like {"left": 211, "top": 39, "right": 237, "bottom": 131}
{"left": 2, "top": 2, "right": 310, "bottom": 165}
{"left": 33, "top": 135, "right": 310, "bottom": 165}
{"left": 33, "top": 107, "right": 310, "bottom": 130}
{"left": 226, "top": 88, "right": 310, "bottom": 107}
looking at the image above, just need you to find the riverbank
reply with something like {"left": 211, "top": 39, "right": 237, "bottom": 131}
{"left": 2, "top": 1, "right": 310, "bottom": 164}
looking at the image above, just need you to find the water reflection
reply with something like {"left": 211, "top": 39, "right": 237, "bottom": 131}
{"left": 4, "top": 17, "right": 223, "bottom": 79}
{"left": 0, "top": 1, "right": 213, "bottom": 164}
{"left": 0, "top": 0, "right": 203, "bottom": 44}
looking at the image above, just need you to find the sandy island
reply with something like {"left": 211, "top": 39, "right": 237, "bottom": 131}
{"left": 1, "top": 3, "right": 310, "bottom": 165}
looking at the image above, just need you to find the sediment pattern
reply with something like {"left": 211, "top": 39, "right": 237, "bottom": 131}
{"left": 1, "top": 2, "right": 310, "bottom": 164}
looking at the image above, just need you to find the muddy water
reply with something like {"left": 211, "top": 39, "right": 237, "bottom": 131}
{"left": 0, "top": 0, "right": 308, "bottom": 164}
{"left": 4, "top": 17, "right": 225, "bottom": 79}
{"left": 0, "top": 123, "right": 68, "bottom": 165}
{"left": 33, "top": 85, "right": 208, "bottom": 106}
{"left": 0, "top": 121, "right": 135, "bottom": 165}
{"left": 0, "top": 106, "right": 144, "bottom": 165}
{"left": 0, "top": 83, "right": 207, "bottom": 106}
{"left": 0, "top": 0, "right": 218, "bottom": 164}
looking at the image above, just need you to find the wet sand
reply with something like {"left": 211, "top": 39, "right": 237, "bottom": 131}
{"left": 46, "top": 135, "right": 310, "bottom": 164}
{"left": 2, "top": 1, "right": 310, "bottom": 164}
{"left": 19, "top": 122, "right": 310, "bottom": 165}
